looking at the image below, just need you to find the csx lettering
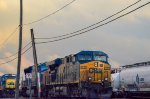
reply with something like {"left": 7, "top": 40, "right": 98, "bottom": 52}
{"left": 89, "top": 68, "right": 102, "bottom": 73}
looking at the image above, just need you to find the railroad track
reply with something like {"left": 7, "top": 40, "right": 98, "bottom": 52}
{"left": 131, "top": 96, "right": 150, "bottom": 99}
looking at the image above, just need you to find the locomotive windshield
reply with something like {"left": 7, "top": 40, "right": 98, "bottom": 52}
{"left": 77, "top": 54, "right": 108, "bottom": 62}
{"left": 94, "top": 55, "right": 107, "bottom": 62}
{"left": 7, "top": 82, "right": 15, "bottom": 85}
{"left": 76, "top": 51, "right": 109, "bottom": 63}
{"left": 5, "top": 75, "right": 16, "bottom": 79}
{"left": 78, "top": 54, "right": 92, "bottom": 61}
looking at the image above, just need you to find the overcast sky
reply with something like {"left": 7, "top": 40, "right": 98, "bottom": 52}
{"left": 0, "top": 0, "right": 150, "bottom": 75}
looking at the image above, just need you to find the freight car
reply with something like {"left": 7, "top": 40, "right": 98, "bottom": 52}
{"left": 42, "top": 51, "right": 112, "bottom": 98}
{"left": 0, "top": 74, "right": 16, "bottom": 98}
{"left": 111, "top": 61, "right": 150, "bottom": 98}
{"left": 111, "top": 68, "right": 120, "bottom": 92}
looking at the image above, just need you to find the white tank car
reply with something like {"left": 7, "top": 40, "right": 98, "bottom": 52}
{"left": 120, "top": 61, "right": 150, "bottom": 91}
{"left": 111, "top": 72, "right": 120, "bottom": 91}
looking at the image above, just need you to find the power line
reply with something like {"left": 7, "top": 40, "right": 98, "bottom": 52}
{"left": 35, "top": 0, "right": 142, "bottom": 40}
{"left": 0, "top": 45, "right": 32, "bottom": 66}
{"left": 36, "top": 1, "right": 150, "bottom": 44}
{"left": 0, "top": 26, "right": 19, "bottom": 48}
{"left": 0, "top": 41, "right": 32, "bottom": 59}
{"left": 24, "top": 0, "right": 77, "bottom": 25}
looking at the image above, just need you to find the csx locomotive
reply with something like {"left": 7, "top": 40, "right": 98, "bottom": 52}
{"left": 0, "top": 74, "right": 16, "bottom": 98}
{"left": 42, "top": 50, "right": 112, "bottom": 98}
{"left": 22, "top": 50, "right": 112, "bottom": 98}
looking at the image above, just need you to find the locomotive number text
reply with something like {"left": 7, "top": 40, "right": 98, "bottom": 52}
{"left": 89, "top": 68, "right": 102, "bottom": 73}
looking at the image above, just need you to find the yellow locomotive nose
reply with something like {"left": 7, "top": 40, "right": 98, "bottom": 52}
{"left": 6, "top": 79, "right": 16, "bottom": 89}
{"left": 80, "top": 61, "right": 111, "bottom": 83}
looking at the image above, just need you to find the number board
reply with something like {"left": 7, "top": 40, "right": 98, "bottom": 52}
{"left": 89, "top": 68, "right": 102, "bottom": 73}
{"left": 26, "top": 73, "right": 32, "bottom": 79}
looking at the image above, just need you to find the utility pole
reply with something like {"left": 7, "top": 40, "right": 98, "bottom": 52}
{"left": 15, "top": 0, "right": 23, "bottom": 99}
{"left": 30, "top": 29, "right": 41, "bottom": 98}
{"left": 29, "top": 78, "right": 32, "bottom": 99}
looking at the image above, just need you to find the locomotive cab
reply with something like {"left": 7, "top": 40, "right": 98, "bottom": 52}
{"left": 75, "top": 51, "right": 112, "bottom": 98}
{"left": 75, "top": 51, "right": 111, "bottom": 84}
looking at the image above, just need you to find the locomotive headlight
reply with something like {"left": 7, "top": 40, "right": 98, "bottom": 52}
{"left": 89, "top": 77, "right": 92, "bottom": 80}
{"left": 104, "top": 77, "right": 108, "bottom": 80}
